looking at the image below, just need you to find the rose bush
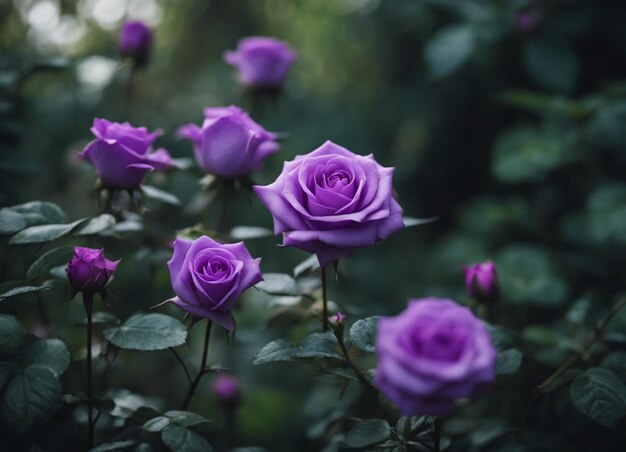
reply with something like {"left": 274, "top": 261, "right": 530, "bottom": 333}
{"left": 166, "top": 235, "right": 263, "bottom": 330}
{"left": 254, "top": 140, "right": 405, "bottom": 265}
{"left": 79, "top": 118, "right": 174, "bottom": 189}
{"left": 224, "top": 36, "right": 296, "bottom": 88}
{"left": 375, "top": 297, "right": 497, "bottom": 416}
{"left": 177, "top": 106, "right": 280, "bottom": 179}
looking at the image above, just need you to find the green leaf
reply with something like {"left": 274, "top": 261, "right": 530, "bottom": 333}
{"left": 0, "top": 365, "right": 62, "bottom": 433}
{"left": 292, "top": 332, "right": 343, "bottom": 361}
{"left": 424, "top": 24, "right": 475, "bottom": 78}
{"left": 0, "top": 362, "right": 17, "bottom": 390}
{"left": 161, "top": 424, "right": 214, "bottom": 452}
{"left": 496, "top": 349, "right": 523, "bottom": 376}
{"left": 10, "top": 218, "right": 86, "bottom": 244}
{"left": 601, "top": 352, "right": 626, "bottom": 383}
{"left": 343, "top": 419, "right": 391, "bottom": 449}
{"left": 141, "top": 185, "right": 181, "bottom": 206}
{"left": 293, "top": 254, "right": 319, "bottom": 278}
{"left": 349, "top": 317, "right": 379, "bottom": 353}
{"left": 254, "top": 273, "right": 298, "bottom": 296}
{"left": 523, "top": 36, "right": 579, "bottom": 94}
{"left": 0, "top": 280, "right": 55, "bottom": 302}
{"left": 497, "top": 89, "right": 590, "bottom": 119}
{"left": 570, "top": 367, "right": 626, "bottom": 429}
{"left": 0, "top": 315, "right": 25, "bottom": 355}
{"left": 0, "top": 201, "right": 65, "bottom": 235}
{"left": 27, "top": 246, "right": 73, "bottom": 280}
{"left": 229, "top": 226, "right": 274, "bottom": 240}
{"left": 143, "top": 416, "right": 171, "bottom": 432}
{"left": 90, "top": 440, "right": 137, "bottom": 452}
{"left": 103, "top": 313, "right": 188, "bottom": 351}
{"left": 164, "top": 410, "right": 218, "bottom": 433}
{"left": 486, "top": 324, "right": 518, "bottom": 352}
{"left": 76, "top": 214, "right": 116, "bottom": 235}
{"left": 253, "top": 339, "right": 296, "bottom": 365}
{"left": 19, "top": 339, "right": 70, "bottom": 376}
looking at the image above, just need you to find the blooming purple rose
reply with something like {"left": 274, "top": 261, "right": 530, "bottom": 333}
{"left": 375, "top": 298, "right": 497, "bottom": 416}
{"left": 213, "top": 374, "right": 240, "bottom": 408}
{"left": 254, "top": 141, "right": 405, "bottom": 266}
{"left": 177, "top": 106, "right": 280, "bottom": 178}
{"left": 465, "top": 260, "right": 499, "bottom": 302}
{"left": 119, "top": 20, "right": 153, "bottom": 65}
{"left": 67, "top": 247, "right": 119, "bottom": 294}
{"left": 224, "top": 36, "right": 296, "bottom": 88}
{"left": 80, "top": 118, "right": 174, "bottom": 189}
{"left": 166, "top": 236, "right": 263, "bottom": 330}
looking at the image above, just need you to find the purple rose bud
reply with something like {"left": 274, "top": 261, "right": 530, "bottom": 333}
{"left": 119, "top": 20, "right": 153, "bottom": 66}
{"left": 224, "top": 36, "right": 296, "bottom": 88}
{"left": 254, "top": 141, "right": 405, "bottom": 266}
{"left": 329, "top": 312, "right": 347, "bottom": 327}
{"left": 515, "top": 10, "right": 541, "bottom": 34}
{"left": 67, "top": 247, "right": 119, "bottom": 294}
{"left": 213, "top": 374, "right": 240, "bottom": 408}
{"left": 177, "top": 106, "right": 280, "bottom": 179}
{"left": 79, "top": 118, "right": 174, "bottom": 189}
{"left": 464, "top": 261, "right": 498, "bottom": 303}
{"left": 375, "top": 298, "right": 497, "bottom": 416}
{"left": 166, "top": 236, "right": 263, "bottom": 330}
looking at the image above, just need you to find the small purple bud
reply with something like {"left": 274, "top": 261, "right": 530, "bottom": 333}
{"left": 329, "top": 312, "right": 346, "bottom": 327}
{"left": 66, "top": 247, "right": 119, "bottom": 294}
{"left": 515, "top": 10, "right": 541, "bottom": 34}
{"left": 464, "top": 261, "right": 498, "bottom": 303}
{"left": 119, "top": 20, "right": 153, "bottom": 66}
{"left": 213, "top": 375, "right": 240, "bottom": 409}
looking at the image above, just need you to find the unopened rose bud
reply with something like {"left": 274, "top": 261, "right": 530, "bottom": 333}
{"left": 329, "top": 312, "right": 346, "bottom": 327}
{"left": 67, "top": 247, "right": 119, "bottom": 295}
{"left": 119, "top": 20, "right": 153, "bottom": 67}
{"left": 464, "top": 260, "right": 498, "bottom": 303}
{"left": 213, "top": 375, "right": 240, "bottom": 409}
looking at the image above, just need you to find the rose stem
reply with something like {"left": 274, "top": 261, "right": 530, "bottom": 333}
{"left": 433, "top": 417, "right": 443, "bottom": 452}
{"left": 83, "top": 293, "right": 95, "bottom": 449}
{"left": 517, "top": 296, "right": 626, "bottom": 429}
{"left": 321, "top": 265, "right": 329, "bottom": 332}
{"left": 181, "top": 319, "right": 213, "bottom": 410}
{"left": 334, "top": 330, "right": 377, "bottom": 394}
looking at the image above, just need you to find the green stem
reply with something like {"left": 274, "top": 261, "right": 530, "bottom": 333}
{"left": 321, "top": 266, "right": 328, "bottom": 332}
{"left": 83, "top": 293, "right": 95, "bottom": 449}
{"left": 181, "top": 320, "right": 213, "bottom": 410}
{"left": 334, "top": 330, "right": 377, "bottom": 394}
{"left": 433, "top": 417, "right": 443, "bottom": 452}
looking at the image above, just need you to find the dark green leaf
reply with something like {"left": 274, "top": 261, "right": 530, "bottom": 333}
{"left": 343, "top": 419, "right": 391, "bottom": 449}
{"left": 0, "top": 201, "right": 65, "bottom": 235}
{"left": 90, "top": 440, "right": 137, "bottom": 452}
{"left": 0, "top": 365, "right": 62, "bottom": 433}
{"left": 497, "top": 89, "right": 590, "bottom": 118}
{"left": 141, "top": 185, "right": 181, "bottom": 206}
{"left": 0, "top": 280, "right": 55, "bottom": 302}
{"left": 349, "top": 317, "right": 379, "bottom": 353}
{"left": 424, "top": 24, "right": 475, "bottom": 78}
{"left": 19, "top": 339, "right": 70, "bottom": 376}
{"left": 496, "top": 349, "right": 523, "bottom": 376}
{"left": 76, "top": 214, "right": 116, "bottom": 235}
{"left": 10, "top": 218, "right": 86, "bottom": 244}
{"left": 601, "top": 352, "right": 626, "bottom": 383}
{"left": 254, "top": 273, "right": 298, "bottom": 296}
{"left": 293, "top": 332, "right": 343, "bottom": 361}
{"left": 253, "top": 339, "right": 296, "bottom": 365}
{"left": 27, "top": 247, "right": 73, "bottom": 280}
{"left": 103, "top": 313, "right": 187, "bottom": 351}
{"left": 0, "top": 314, "right": 25, "bottom": 355}
{"left": 229, "top": 226, "right": 274, "bottom": 240}
{"left": 523, "top": 36, "right": 579, "bottom": 94}
{"left": 164, "top": 410, "right": 219, "bottom": 433}
{"left": 143, "top": 416, "right": 171, "bottom": 432}
{"left": 570, "top": 367, "right": 626, "bottom": 429}
{"left": 0, "top": 362, "right": 17, "bottom": 390}
{"left": 487, "top": 324, "right": 518, "bottom": 352}
{"left": 161, "top": 424, "right": 214, "bottom": 452}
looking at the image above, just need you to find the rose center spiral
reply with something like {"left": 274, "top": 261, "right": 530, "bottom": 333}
{"left": 406, "top": 323, "right": 467, "bottom": 362}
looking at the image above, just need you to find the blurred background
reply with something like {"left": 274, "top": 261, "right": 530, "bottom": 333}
{"left": 2, "top": 0, "right": 626, "bottom": 450}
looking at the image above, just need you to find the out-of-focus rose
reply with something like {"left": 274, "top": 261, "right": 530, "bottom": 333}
{"left": 515, "top": 10, "right": 541, "bottom": 34}
{"left": 119, "top": 20, "right": 153, "bottom": 66}
{"left": 166, "top": 236, "right": 263, "bottom": 330}
{"left": 177, "top": 106, "right": 280, "bottom": 179}
{"left": 80, "top": 118, "right": 174, "bottom": 189}
{"left": 254, "top": 141, "right": 405, "bottom": 266}
{"left": 67, "top": 247, "right": 119, "bottom": 294}
{"left": 375, "top": 298, "right": 497, "bottom": 416}
{"left": 465, "top": 260, "right": 499, "bottom": 303}
{"left": 224, "top": 36, "right": 296, "bottom": 88}
{"left": 213, "top": 374, "right": 240, "bottom": 408}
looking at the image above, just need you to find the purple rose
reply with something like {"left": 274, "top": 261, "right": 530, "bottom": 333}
{"left": 177, "top": 106, "right": 280, "bottom": 179}
{"left": 465, "top": 260, "right": 499, "bottom": 302}
{"left": 254, "top": 141, "right": 405, "bottom": 266}
{"left": 67, "top": 247, "right": 119, "bottom": 294}
{"left": 166, "top": 236, "right": 263, "bottom": 330}
{"left": 224, "top": 36, "right": 296, "bottom": 88}
{"left": 119, "top": 20, "right": 153, "bottom": 65}
{"left": 375, "top": 298, "right": 497, "bottom": 416}
{"left": 213, "top": 374, "right": 240, "bottom": 408}
{"left": 80, "top": 118, "right": 174, "bottom": 189}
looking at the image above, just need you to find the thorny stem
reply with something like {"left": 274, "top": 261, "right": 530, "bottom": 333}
{"left": 181, "top": 320, "right": 213, "bottom": 410}
{"left": 83, "top": 293, "right": 95, "bottom": 449}
{"left": 518, "top": 297, "right": 626, "bottom": 429}
{"left": 321, "top": 266, "right": 328, "bottom": 332}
